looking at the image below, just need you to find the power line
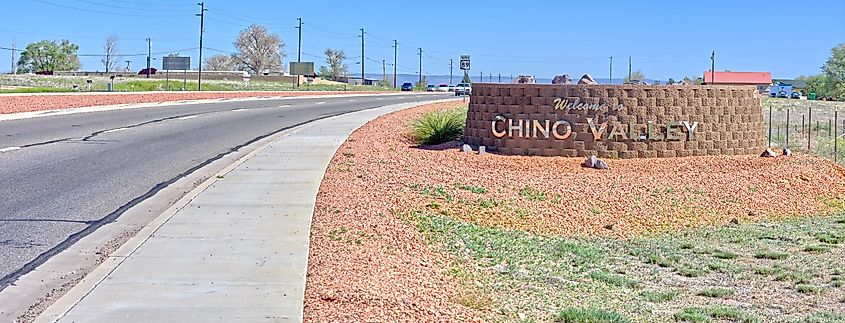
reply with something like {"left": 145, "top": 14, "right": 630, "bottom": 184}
{"left": 31, "top": 0, "right": 185, "bottom": 17}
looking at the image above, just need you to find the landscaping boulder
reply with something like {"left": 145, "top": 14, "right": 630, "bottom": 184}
{"left": 782, "top": 148, "right": 792, "bottom": 157}
{"left": 462, "top": 144, "right": 473, "bottom": 153}
{"left": 578, "top": 74, "right": 598, "bottom": 85}
{"left": 515, "top": 75, "right": 536, "bottom": 84}
{"left": 478, "top": 146, "right": 487, "bottom": 155}
{"left": 552, "top": 74, "right": 574, "bottom": 84}
{"left": 582, "top": 155, "right": 609, "bottom": 170}
{"left": 760, "top": 148, "right": 777, "bottom": 158}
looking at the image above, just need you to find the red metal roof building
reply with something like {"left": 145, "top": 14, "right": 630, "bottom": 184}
{"left": 703, "top": 71, "right": 772, "bottom": 93}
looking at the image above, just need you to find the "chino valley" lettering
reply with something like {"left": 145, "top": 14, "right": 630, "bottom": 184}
{"left": 491, "top": 116, "right": 699, "bottom": 141}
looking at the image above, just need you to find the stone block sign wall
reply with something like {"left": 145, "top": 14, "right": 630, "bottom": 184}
{"left": 464, "top": 84, "right": 767, "bottom": 158}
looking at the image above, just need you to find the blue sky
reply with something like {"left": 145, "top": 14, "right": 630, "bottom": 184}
{"left": 1, "top": 0, "right": 842, "bottom": 80}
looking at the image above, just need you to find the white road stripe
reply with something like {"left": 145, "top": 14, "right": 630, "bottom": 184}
{"left": 177, "top": 115, "right": 197, "bottom": 120}
{"left": 103, "top": 127, "right": 129, "bottom": 134}
{"left": 348, "top": 99, "right": 357, "bottom": 102}
{"left": 398, "top": 97, "right": 405, "bottom": 99}
{"left": 315, "top": 101, "right": 326, "bottom": 105}
{"left": 0, "top": 146, "right": 22, "bottom": 153}
{"left": 232, "top": 108, "right": 248, "bottom": 112}
{"left": 376, "top": 98, "right": 383, "bottom": 100}
{"left": 279, "top": 104, "right": 291, "bottom": 108}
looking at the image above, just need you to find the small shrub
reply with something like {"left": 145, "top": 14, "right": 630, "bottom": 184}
{"left": 589, "top": 270, "right": 638, "bottom": 288}
{"left": 753, "top": 266, "right": 782, "bottom": 276}
{"left": 816, "top": 233, "right": 844, "bottom": 245}
{"left": 410, "top": 107, "right": 467, "bottom": 145}
{"left": 697, "top": 287, "right": 735, "bottom": 298}
{"left": 676, "top": 306, "right": 759, "bottom": 323}
{"left": 640, "top": 290, "right": 678, "bottom": 303}
{"left": 754, "top": 250, "right": 790, "bottom": 260}
{"left": 554, "top": 307, "right": 630, "bottom": 323}
{"left": 800, "top": 311, "right": 845, "bottom": 323}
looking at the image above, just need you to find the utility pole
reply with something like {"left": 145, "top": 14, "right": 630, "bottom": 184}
{"left": 449, "top": 59, "right": 453, "bottom": 85}
{"left": 196, "top": 2, "right": 207, "bottom": 91}
{"left": 359, "top": 28, "right": 365, "bottom": 84}
{"left": 146, "top": 38, "right": 151, "bottom": 78}
{"left": 296, "top": 17, "right": 302, "bottom": 62}
{"left": 609, "top": 56, "right": 613, "bottom": 84}
{"left": 498, "top": 74, "right": 501, "bottom": 83}
{"left": 382, "top": 59, "right": 386, "bottom": 84}
{"left": 628, "top": 56, "right": 632, "bottom": 81}
{"left": 10, "top": 40, "right": 16, "bottom": 75}
{"left": 710, "top": 50, "right": 715, "bottom": 85}
{"left": 480, "top": 71, "right": 483, "bottom": 83}
{"left": 392, "top": 40, "right": 397, "bottom": 89}
{"left": 418, "top": 47, "right": 422, "bottom": 84}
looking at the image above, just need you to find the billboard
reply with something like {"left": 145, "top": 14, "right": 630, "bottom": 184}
{"left": 290, "top": 62, "right": 315, "bottom": 76}
{"left": 162, "top": 56, "right": 190, "bottom": 70}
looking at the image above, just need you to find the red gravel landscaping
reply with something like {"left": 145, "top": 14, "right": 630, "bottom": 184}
{"left": 0, "top": 91, "right": 389, "bottom": 115}
{"left": 304, "top": 101, "right": 845, "bottom": 320}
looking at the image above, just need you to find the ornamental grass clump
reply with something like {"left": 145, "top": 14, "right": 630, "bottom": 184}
{"left": 410, "top": 107, "right": 468, "bottom": 145}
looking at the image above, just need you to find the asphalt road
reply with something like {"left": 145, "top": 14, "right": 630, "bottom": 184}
{"left": 0, "top": 92, "right": 453, "bottom": 289}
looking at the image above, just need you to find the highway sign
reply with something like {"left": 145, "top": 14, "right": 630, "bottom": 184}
{"left": 460, "top": 54, "right": 470, "bottom": 70}
{"left": 162, "top": 56, "right": 190, "bottom": 70}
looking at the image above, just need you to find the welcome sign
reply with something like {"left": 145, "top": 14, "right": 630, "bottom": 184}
{"left": 464, "top": 84, "right": 767, "bottom": 158}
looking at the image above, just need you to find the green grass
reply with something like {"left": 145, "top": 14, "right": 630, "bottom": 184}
{"left": 804, "top": 244, "right": 831, "bottom": 253}
{"left": 554, "top": 307, "right": 630, "bottom": 323}
{"left": 696, "top": 287, "right": 735, "bottom": 298}
{"left": 456, "top": 183, "right": 487, "bottom": 194}
{"left": 754, "top": 250, "right": 790, "bottom": 260}
{"left": 409, "top": 107, "right": 468, "bottom": 145}
{"left": 800, "top": 311, "right": 845, "bottom": 323}
{"left": 753, "top": 266, "right": 783, "bottom": 276}
{"left": 816, "top": 233, "right": 844, "bottom": 245}
{"left": 711, "top": 250, "right": 739, "bottom": 259}
{"left": 796, "top": 284, "right": 825, "bottom": 294}
{"left": 518, "top": 187, "right": 547, "bottom": 201}
{"left": 640, "top": 290, "right": 678, "bottom": 303}
{"left": 589, "top": 270, "right": 637, "bottom": 288}
{"left": 676, "top": 266, "right": 706, "bottom": 277}
{"left": 675, "top": 306, "right": 759, "bottom": 323}
{"left": 0, "top": 86, "right": 75, "bottom": 93}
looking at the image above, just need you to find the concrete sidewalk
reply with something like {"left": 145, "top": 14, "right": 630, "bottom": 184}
{"left": 35, "top": 100, "right": 449, "bottom": 322}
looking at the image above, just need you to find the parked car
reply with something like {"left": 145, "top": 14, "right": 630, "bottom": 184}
{"left": 448, "top": 85, "right": 456, "bottom": 92}
{"left": 454, "top": 83, "right": 472, "bottom": 96}
{"left": 777, "top": 90, "right": 788, "bottom": 98}
{"left": 426, "top": 84, "right": 436, "bottom": 92}
{"left": 790, "top": 91, "right": 802, "bottom": 99}
{"left": 437, "top": 84, "right": 449, "bottom": 92}
{"left": 401, "top": 82, "right": 413, "bottom": 91}
{"left": 138, "top": 68, "right": 157, "bottom": 75}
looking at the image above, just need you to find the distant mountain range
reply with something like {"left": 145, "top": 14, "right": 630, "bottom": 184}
{"left": 350, "top": 73, "right": 656, "bottom": 86}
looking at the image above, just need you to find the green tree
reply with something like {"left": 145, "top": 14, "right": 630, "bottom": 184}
{"left": 653, "top": 80, "right": 661, "bottom": 85}
{"left": 667, "top": 78, "right": 676, "bottom": 85}
{"left": 414, "top": 76, "right": 427, "bottom": 91}
{"left": 624, "top": 70, "right": 645, "bottom": 83}
{"left": 323, "top": 48, "right": 347, "bottom": 81}
{"left": 461, "top": 71, "right": 472, "bottom": 84}
{"left": 823, "top": 43, "right": 845, "bottom": 100}
{"left": 17, "top": 39, "right": 81, "bottom": 73}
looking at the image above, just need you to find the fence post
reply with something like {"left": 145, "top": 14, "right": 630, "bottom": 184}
{"left": 786, "top": 108, "right": 790, "bottom": 148}
{"left": 802, "top": 115, "right": 805, "bottom": 133}
{"left": 768, "top": 105, "right": 773, "bottom": 147}
{"left": 808, "top": 105, "right": 812, "bottom": 152}
{"left": 836, "top": 111, "right": 839, "bottom": 162}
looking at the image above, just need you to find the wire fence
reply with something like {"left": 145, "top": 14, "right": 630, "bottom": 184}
{"left": 764, "top": 102, "right": 845, "bottom": 163}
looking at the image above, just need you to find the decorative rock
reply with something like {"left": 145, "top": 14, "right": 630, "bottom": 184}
{"left": 782, "top": 148, "right": 792, "bottom": 156}
{"left": 594, "top": 159, "right": 610, "bottom": 170}
{"left": 582, "top": 155, "right": 599, "bottom": 168}
{"left": 478, "top": 146, "right": 486, "bottom": 155}
{"left": 577, "top": 74, "right": 598, "bottom": 85}
{"left": 462, "top": 144, "right": 473, "bottom": 153}
{"left": 760, "top": 148, "right": 777, "bottom": 158}
{"left": 552, "top": 74, "right": 574, "bottom": 85}
{"left": 515, "top": 75, "right": 536, "bottom": 84}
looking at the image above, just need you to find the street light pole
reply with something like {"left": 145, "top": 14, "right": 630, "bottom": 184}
{"left": 418, "top": 47, "right": 422, "bottom": 84}
{"left": 392, "top": 40, "right": 397, "bottom": 89}
{"left": 360, "top": 28, "right": 365, "bottom": 85}
{"left": 296, "top": 17, "right": 302, "bottom": 62}
{"left": 449, "top": 59, "right": 453, "bottom": 85}
{"left": 609, "top": 56, "right": 612, "bottom": 84}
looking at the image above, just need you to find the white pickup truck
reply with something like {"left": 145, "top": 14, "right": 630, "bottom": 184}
{"left": 454, "top": 83, "right": 472, "bottom": 96}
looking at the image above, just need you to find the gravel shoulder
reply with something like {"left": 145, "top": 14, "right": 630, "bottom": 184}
{"left": 305, "top": 101, "right": 845, "bottom": 321}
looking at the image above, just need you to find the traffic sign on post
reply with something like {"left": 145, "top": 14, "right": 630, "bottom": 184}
{"left": 460, "top": 54, "right": 470, "bottom": 70}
